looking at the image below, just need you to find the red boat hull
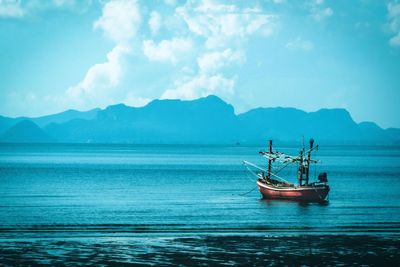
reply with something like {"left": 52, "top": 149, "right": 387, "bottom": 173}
{"left": 257, "top": 180, "right": 329, "bottom": 202}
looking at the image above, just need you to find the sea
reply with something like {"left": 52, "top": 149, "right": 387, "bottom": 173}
{"left": 0, "top": 144, "right": 399, "bottom": 265}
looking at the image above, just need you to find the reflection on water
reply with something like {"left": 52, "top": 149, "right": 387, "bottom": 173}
{"left": 259, "top": 198, "right": 330, "bottom": 208}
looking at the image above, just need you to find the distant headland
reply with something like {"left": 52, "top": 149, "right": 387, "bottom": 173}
{"left": 0, "top": 95, "right": 399, "bottom": 145}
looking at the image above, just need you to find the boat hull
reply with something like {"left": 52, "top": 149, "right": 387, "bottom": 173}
{"left": 257, "top": 180, "right": 330, "bottom": 202}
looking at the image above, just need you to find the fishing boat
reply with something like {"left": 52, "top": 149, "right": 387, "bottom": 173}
{"left": 244, "top": 139, "right": 330, "bottom": 202}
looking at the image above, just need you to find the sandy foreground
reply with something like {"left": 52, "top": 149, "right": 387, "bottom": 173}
{"left": 0, "top": 234, "right": 399, "bottom": 266}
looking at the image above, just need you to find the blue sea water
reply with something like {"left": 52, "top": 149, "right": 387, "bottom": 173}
{"left": 1, "top": 143, "right": 399, "bottom": 238}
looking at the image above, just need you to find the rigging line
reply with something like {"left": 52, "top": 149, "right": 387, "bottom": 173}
{"left": 273, "top": 161, "right": 291, "bottom": 175}
{"left": 269, "top": 172, "right": 291, "bottom": 184}
{"left": 243, "top": 160, "right": 283, "bottom": 175}
{"left": 245, "top": 164, "right": 261, "bottom": 180}
{"left": 243, "top": 160, "right": 291, "bottom": 184}
{"left": 313, "top": 148, "right": 318, "bottom": 180}
{"left": 244, "top": 169, "right": 255, "bottom": 182}
{"left": 239, "top": 186, "right": 258, "bottom": 196}
{"left": 243, "top": 160, "right": 266, "bottom": 172}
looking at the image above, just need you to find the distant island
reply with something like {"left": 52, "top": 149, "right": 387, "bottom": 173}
{"left": 0, "top": 95, "right": 399, "bottom": 145}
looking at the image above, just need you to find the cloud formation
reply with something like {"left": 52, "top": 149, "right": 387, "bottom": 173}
{"left": 0, "top": 0, "right": 91, "bottom": 18}
{"left": 66, "top": 0, "right": 141, "bottom": 109}
{"left": 159, "top": 0, "right": 276, "bottom": 101}
{"left": 2, "top": 0, "right": 400, "bottom": 128}
{"left": 3, "top": 0, "right": 275, "bottom": 110}
{"left": 0, "top": 0, "right": 24, "bottom": 17}
{"left": 176, "top": 0, "right": 275, "bottom": 49}
{"left": 387, "top": 2, "right": 400, "bottom": 47}
{"left": 67, "top": 45, "right": 130, "bottom": 99}
{"left": 197, "top": 49, "right": 244, "bottom": 74}
{"left": 149, "top": 11, "right": 161, "bottom": 35}
{"left": 161, "top": 74, "right": 235, "bottom": 100}
{"left": 286, "top": 37, "right": 314, "bottom": 51}
{"left": 93, "top": 0, "right": 141, "bottom": 43}
{"left": 143, "top": 38, "right": 193, "bottom": 64}
{"left": 309, "top": 0, "right": 333, "bottom": 21}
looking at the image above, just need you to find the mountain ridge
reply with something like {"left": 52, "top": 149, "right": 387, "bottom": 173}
{"left": 0, "top": 95, "right": 399, "bottom": 145}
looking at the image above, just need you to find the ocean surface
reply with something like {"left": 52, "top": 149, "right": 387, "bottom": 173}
{"left": 0, "top": 144, "right": 399, "bottom": 265}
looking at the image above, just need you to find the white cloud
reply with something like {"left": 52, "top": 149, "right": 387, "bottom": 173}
{"left": 309, "top": 0, "right": 333, "bottom": 21}
{"left": 66, "top": 0, "right": 141, "bottom": 109}
{"left": 387, "top": 2, "right": 400, "bottom": 47}
{"left": 0, "top": 0, "right": 91, "bottom": 18}
{"left": 286, "top": 37, "right": 314, "bottom": 51}
{"left": 176, "top": 0, "right": 276, "bottom": 49}
{"left": 156, "top": 0, "right": 276, "bottom": 102}
{"left": 143, "top": 38, "right": 193, "bottom": 64}
{"left": 149, "top": 10, "right": 161, "bottom": 35}
{"left": 161, "top": 74, "right": 235, "bottom": 100}
{"left": 51, "top": 0, "right": 82, "bottom": 8}
{"left": 0, "top": 0, "right": 24, "bottom": 17}
{"left": 66, "top": 44, "right": 130, "bottom": 99}
{"left": 272, "top": 0, "right": 286, "bottom": 4}
{"left": 197, "top": 49, "right": 244, "bottom": 74}
{"left": 124, "top": 92, "right": 151, "bottom": 107}
{"left": 93, "top": 0, "right": 141, "bottom": 43}
{"left": 164, "top": 0, "right": 176, "bottom": 7}
{"left": 61, "top": 0, "right": 276, "bottom": 111}
{"left": 390, "top": 32, "right": 400, "bottom": 46}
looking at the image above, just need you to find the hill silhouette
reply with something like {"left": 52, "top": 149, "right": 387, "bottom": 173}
{"left": 0, "top": 120, "right": 53, "bottom": 143}
{"left": 0, "top": 95, "right": 398, "bottom": 145}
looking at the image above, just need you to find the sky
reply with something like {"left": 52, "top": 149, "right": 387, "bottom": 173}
{"left": 0, "top": 0, "right": 400, "bottom": 128}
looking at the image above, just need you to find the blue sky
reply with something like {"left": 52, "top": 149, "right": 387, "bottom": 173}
{"left": 1, "top": 0, "right": 400, "bottom": 128}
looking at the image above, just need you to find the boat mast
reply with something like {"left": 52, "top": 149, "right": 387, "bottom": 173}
{"left": 267, "top": 140, "right": 272, "bottom": 180}
{"left": 305, "top": 138, "right": 314, "bottom": 185}
{"left": 298, "top": 150, "right": 304, "bottom": 186}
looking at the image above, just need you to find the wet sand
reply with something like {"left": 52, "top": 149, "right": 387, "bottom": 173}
{"left": 0, "top": 235, "right": 399, "bottom": 266}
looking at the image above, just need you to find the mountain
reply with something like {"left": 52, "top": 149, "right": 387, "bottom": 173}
{"left": 0, "top": 95, "right": 399, "bottom": 145}
{"left": 30, "top": 108, "right": 100, "bottom": 127}
{"left": 0, "top": 115, "right": 18, "bottom": 135}
{"left": 0, "top": 120, "right": 53, "bottom": 143}
{"left": 236, "top": 107, "right": 390, "bottom": 144}
{"left": 44, "top": 95, "right": 237, "bottom": 143}
{"left": 0, "top": 108, "right": 99, "bottom": 135}
{"left": 237, "top": 107, "right": 308, "bottom": 143}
